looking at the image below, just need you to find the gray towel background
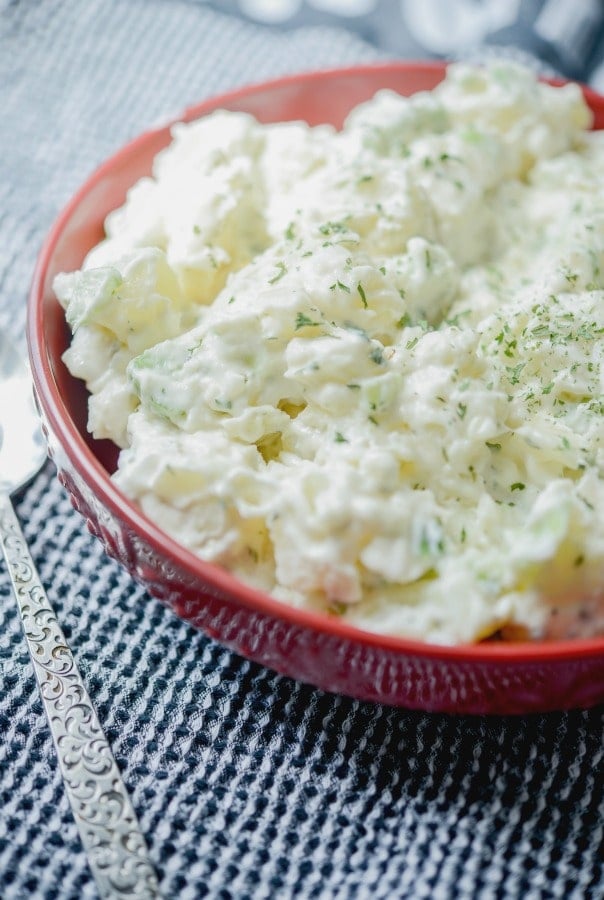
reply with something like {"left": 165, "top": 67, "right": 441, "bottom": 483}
{"left": 1, "top": 2, "right": 603, "bottom": 898}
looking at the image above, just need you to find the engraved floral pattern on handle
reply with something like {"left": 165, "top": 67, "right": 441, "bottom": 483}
{"left": 0, "top": 492, "right": 160, "bottom": 899}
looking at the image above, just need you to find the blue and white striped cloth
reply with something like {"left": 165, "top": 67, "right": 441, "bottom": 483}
{"left": 1, "top": 2, "right": 603, "bottom": 897}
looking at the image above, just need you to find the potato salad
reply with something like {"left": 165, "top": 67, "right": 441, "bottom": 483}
{"left": 55, "top": 62, "right": 604, "bottom": 644}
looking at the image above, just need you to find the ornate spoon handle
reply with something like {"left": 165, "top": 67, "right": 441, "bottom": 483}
{"left": 0, "top": 492, "right": 160, "bottom": 899}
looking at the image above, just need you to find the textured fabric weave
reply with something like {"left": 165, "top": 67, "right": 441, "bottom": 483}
{"left": 0, "top": 2, "right": 603, "bottom": 898}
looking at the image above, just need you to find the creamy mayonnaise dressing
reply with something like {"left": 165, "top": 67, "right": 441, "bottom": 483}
{"left": 55, "top": 62, "right": 604, "bottom": 644}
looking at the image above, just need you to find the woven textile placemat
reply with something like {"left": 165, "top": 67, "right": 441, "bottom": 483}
{"left": 1, "top": 2, "right": 603, "bottom": 898}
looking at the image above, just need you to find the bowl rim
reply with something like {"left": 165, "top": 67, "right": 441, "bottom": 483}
{"left": 28, "top": 59, "right": 604, "bottom": 666}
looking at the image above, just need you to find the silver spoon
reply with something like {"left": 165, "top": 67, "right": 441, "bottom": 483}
{"left": 0, "top": 329, "right": 160, "bottom": 899}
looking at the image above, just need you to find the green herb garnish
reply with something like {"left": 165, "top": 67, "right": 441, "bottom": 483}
{"left": 269, "top": 261, "right": 288, "bottom": 284}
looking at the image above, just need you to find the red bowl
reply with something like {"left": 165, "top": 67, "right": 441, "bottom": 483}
{"left": 27, "top": 62, "right": 604, "bottom": 715}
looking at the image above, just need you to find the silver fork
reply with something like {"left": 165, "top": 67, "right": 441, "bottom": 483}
{"left": 0, "top": 329, "right": 160, "bottom": 899}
